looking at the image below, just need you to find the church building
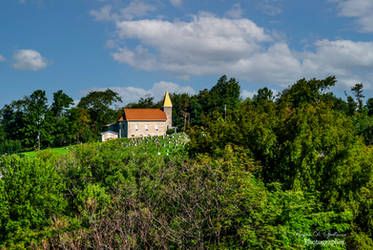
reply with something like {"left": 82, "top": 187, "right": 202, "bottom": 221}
{"left": 101, "top": 91, "right": 172, "bottom": 141}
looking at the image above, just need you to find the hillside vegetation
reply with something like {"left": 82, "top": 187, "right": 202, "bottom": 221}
{"left": 0, "top": 76, "right": 373, "bottom": 248}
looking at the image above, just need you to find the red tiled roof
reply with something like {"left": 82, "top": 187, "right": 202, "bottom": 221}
{"left": 119, "top": 108, "right": 167, "bottom": 121}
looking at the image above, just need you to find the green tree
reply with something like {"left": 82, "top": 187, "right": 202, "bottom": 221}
{"left": 21, "top": 90, "right": 49, "bottom": 149}
{"left": 189, "top": 76, "right": 240, "bottom": 126}
{"left": 209, "top": 75, "right": 240, "bottom": 112}
{"left": 366, "top": 97, "right": 373, "bottom": 116}
{"left": 253, "top": 87, "right": 275, "bottom": 102}
{"left": 351, "top": 83, "right": 365, "bottom": 112}
{"left": 347, "top": 95, "right": 357, "bottom": 116}
{"left": 78, "top": 89, "right": 122, "bottom": 139}
{"left": 0, "top": 100, "right": 27, "bottom": 142}
{"left": 170, "top": 93, "right": 191, "bottom": 130}
{"left": 126, "top": 96, "right": 159, "bottom": 108}
{"left": 47, "top": 90, "right": 74, "bottom": 146}
{"left": 278, "top": 76, "right": 336, "bottom": 107}
{"left": 67, "top": 107, "right": 94, "bottom": 143}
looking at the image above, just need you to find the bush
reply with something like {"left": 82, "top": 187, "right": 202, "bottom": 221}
{"left": 0, "top": 140, "right": 22, "bottom": 155}
{"left": 166, "top": 128, "right": 174, "bottom": 135}
{"left": 0, "top": 155, "right": 67, "bottom": 247}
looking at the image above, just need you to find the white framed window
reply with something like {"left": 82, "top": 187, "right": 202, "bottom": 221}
{"left": 145, "top": 124, "right": 149, "bottom": 131}
{"left": 135, "top": 124, "right": 139, "bottom": 131}
{"left": 155, "top": 124, "right": 159, "bottom": 131}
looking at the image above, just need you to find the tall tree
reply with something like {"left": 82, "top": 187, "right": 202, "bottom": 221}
{"left": 0, "top": 100, "right": 26, "bottom": 141}
{"left": 21, "top": 90, "right": 49, "bottom": 149}
{"left": 351, "top": 83, "right": 365, "bottom": 112}
{"left": 253, "top": 87, "right": 275, "bottom": 103}
{"left": 48, "top": 90, "right": 74, "bottom": 146}
{"left": 78, "top": 89, "right": 122, "bottom": 138}
{"left": 367, "top": 98, "right": 373, "bottom": 116}
{"left": 347, "top": 96, "right": 357, "bottom": 116}
{"left": 209, "top": 75, "right": 240, "bottom": 112}
{"left": 278, "top": 76, "right": 336, "bottom": 107}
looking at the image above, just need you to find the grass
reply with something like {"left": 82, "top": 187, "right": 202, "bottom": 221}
{"left": 20, "top": 133, "right": 188, "bottom": 158}
{"left": 22, "top": 146, "right": 71, "bottom": 158}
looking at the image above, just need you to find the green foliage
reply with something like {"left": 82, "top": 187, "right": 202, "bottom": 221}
{"left": 126, "top": 96, "right": 160, "bottom": 108}
{"left": 0, "top": 75, "right": 372, "bottom": 248}
{"left": 0, "top": 139, "right": 22, "bottom": 155}
{"left": 279, "top": 76, "right": 336, "bottom": 108}
{"left": 0, "top": 89, "right": 77, "bottom": 150}
{"left": 170, "top": 93, "right": 191, "bottom": 130}
{"left": 78, "top": 89, "right": 122, "bottom": 138}
{"left": 253, "top": 87, "right": 275, "bottom": 102}
{"left": 367, "top": 98, "right": 373, "bottom": 116}
{"left": 0, "top": 155, "right": 67, "bottom": 247}
{"left": 351, "top": 83, "right": 365, "bottom": 112}
{"left": 188, "top": 76, "right": 373, "bottom": 248}
{"left": 20, "top": 90, "right": 49, "bottom": 148}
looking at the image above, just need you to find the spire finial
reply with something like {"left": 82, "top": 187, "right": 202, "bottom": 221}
{"left": 162, "top": 91, "right": 172, "bottom": 107}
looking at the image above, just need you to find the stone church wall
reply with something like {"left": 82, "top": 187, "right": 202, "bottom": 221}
{"left": 126, "top": 120, "right": 167, "bottom": 138}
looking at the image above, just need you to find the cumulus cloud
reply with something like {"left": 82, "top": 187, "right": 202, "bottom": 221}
{"left": 170, "top": 0, "right": 182, "bottom": 7}
{"left": 334, "top": 0, "right": 373, "bottom": 32}
{"left": 12, "top": 49, "right": 48, "bottom": 71}
{"left": 107, "top": 13, "right": 373, "bottom": 89}
{"left": 0, "top": 54, "right": 5, "bottom": 62}
{"left": 85, "top": 81, "right": 196, "bottom": 105}
{"left": 302, "top": 39, "right": 373, "bottom": 88}
{"left": 112, "top": 14, "right": 271, "bottom": 77}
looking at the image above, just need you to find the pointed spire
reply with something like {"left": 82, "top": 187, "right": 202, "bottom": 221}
{"left": 162, "top": 91, "right": 172, "bottom": 107}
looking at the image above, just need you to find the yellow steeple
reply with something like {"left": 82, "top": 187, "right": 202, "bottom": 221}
{"left": 162, "top": 91, "right": 172, "bottom": 107}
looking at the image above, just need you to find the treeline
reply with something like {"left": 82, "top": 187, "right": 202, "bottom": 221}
{"left": 0, "top": 89, "right": 122, "bottom": 153}
{"left": 127, "top": 75, "right": 373, "bottom": 145}
{"left": 2, "top": 75, "right": 372, "bottom": 154}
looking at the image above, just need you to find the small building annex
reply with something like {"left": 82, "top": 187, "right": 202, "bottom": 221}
{"left": 101, "top": 91, "right": 172, "bottom": 141}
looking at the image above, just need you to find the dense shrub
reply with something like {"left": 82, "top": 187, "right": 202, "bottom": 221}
{"left": 0, "top": 139, "right": 22, "bottom": 155}
{"left": 0, "top": 154, "right": 67, "bottom": 248}
{"left": 0, "top": 132, "right": 369, "bottom": 248}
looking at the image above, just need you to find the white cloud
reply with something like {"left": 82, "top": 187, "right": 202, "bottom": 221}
{"left": 119, "top": 0, "right": 156, "bottom": 20}
{"left": 89, "top": 10, "right": 373, "bottom": 90}
{"left": 334, "top": 0, "right": 373, "bottom": 32}
{"left": 0, "top": 54, "right": 5, "bottom": 62}
{"left": 170, "top": 0, "right": 182, "bottom": 7}
{"left": 12, "top": 49, "right": 48, "bottom": 71}
{"left": 301, "top": 39, "right": 373, "bottom": 88}
{"left": 112, "top": 14, "right": 271, "bottom": 77}
{"left": 90, "top": 0, "right": 157, "bottom": 22}
{"left": 90, "top": 5, "right": 113, "bottom": 21}
{"left": 225, "top": 3, "right": 243, "bottom": 19}
{"left": 241, "top": 90, "right": 255, "bottom": 99}
{"left": 241, "top": 88, "right": 279, "bottom": 100}
{"left": 85, "top": 81, "right": 196, "bottom": 105}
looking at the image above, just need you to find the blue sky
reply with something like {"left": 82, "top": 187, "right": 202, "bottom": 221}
{"left": 1, "top": 0, "right": 373, "bottom": 107}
